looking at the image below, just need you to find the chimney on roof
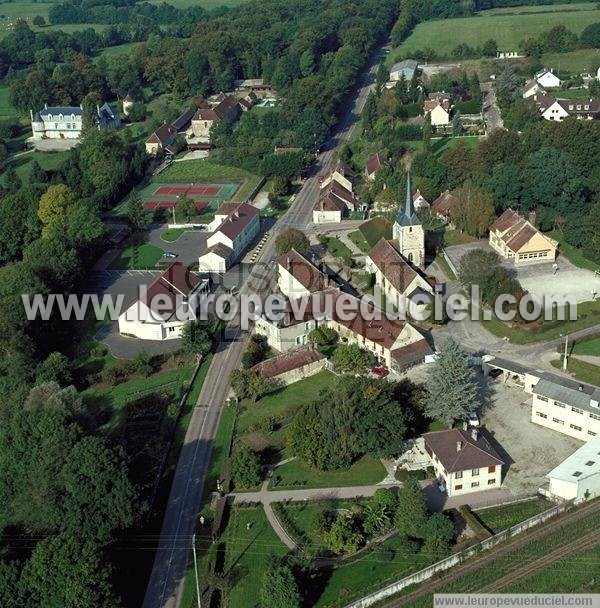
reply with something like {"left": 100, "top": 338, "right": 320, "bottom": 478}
{"left": 579, "top": 385, "right": 583, "bottom": 391}
{"left": 463, "top": 421, "right": 468, "bottom": 431}
{"left": 471, "top": 428, "right": 478, "bottom": 441}
{"left": 287, "top": 256, "right": 291, "bottom": 271}
{"left": 456, "top": 441, "right": 463, "bottom": 452}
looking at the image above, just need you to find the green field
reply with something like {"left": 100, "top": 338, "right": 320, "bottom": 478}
{"left": 0, "top": 84, "right": 16, "bottom": 117}
{"left": 571, "top": 335, "right": 600, "bottom": 356}
{"left": 321, "top": 236, "right": 353, "bottom": 265}
{"left": 551, "top": 357, "right": 600, "bottom": 386}
{"left": 359, "top": 217, "right": 393, "bottom": 248}
{"left": 146, "top": 0, "right": 246, "bottom": 7}
{"left": 348, "top": 229, "right": 370, "bottom": 253}
{"left": 481, "top": 2, "right": 597, "bottom": 14}
{"left": 96, "top": 41, "right": 140, "bottom": 59}
{"left": 2, "top": 149, "right": 71, "bottom": 182}
{"left": 393, "top": 7, "right": 600, "bottom": 57}
{"left": 542, "top": 49, "right": 600, "bottom": 75}
{"left": 109, "top": 241, "right": 165, "bottom": 270}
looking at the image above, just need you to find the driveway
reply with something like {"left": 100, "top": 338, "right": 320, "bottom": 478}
{"left": 146, "top": 224, "right": 208, "bottom": 267}
{"left": 481, "top": 81, "right": 504, "bottom": 132}
{"left": 445, "top": 241, "right": 600, "bottom": 308}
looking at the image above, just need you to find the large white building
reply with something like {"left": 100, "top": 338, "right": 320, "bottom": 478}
{"left": 118, "top": 262, "right": 210, "bottom": 341}
{"left": 546, "top": 438, "right": 600, "bottom": 501}
{"left": 199, "top": 202, "right": 260, "bottom": 273}
{"left": 30, "top": 102, "right": 120, "bottom": 139}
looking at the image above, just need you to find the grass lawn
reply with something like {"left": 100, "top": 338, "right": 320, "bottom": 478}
{"left": 570, "top": 335, "right": 600, "bottom": 356}
{"left": 322, "top": 236, "right": 353, "bottom": 265}
{"left": 110, "top": 242, "right": 165, "bottom": 270}
{"left": 147, "top": 0, "right": 246, "bottom": 7}
{"left": 270, "top": 455, "right": 385, "bottom": 490}
{"left": 0, "top": 83, "right": 16, "bottom": 117}
{"left": 96, "top": 42, "right": 140, "bottom": 60}
{"left": 541, "top": 48, "right": 600, "bottom": 76}
{"left": 476, "top": 299, "right": 600, "bottom": 345}
{"left": 348, "top": 230, "right": 371, "bottom": 253}
{"left": 473, "top": 498, "right": 552, "bottom": 534}
{"left": 1, "top": 149, "right": 71, "bottom": 182}
{"left": 433, "top": 253, "right": 456, "bottom": 281}
{"left": 392, "top": 7, "right": 600, "bottom": 58}
{"left": 548, "top": 230, "right": 599, "bottom": 272}
{"left": 314, "top": 534, "right": 430, "bottom": 608}
{"left": 359, "top": 217, "right": 393, "bottom": 248}
{"left": 551, "top": 357, "right": 600, "bottom": 386}
{"left": 161, "top": 227, "right": 188, "bottom": 242}
{"left": 443, "top": 229, "right": 478, "bottom": 247}
{"left": 480, "top": 2, "right": 597, "bottom": 15}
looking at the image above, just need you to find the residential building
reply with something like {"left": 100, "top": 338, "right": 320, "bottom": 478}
{"left": 392, "top": 172, "right": 425, "bottom": 269}
{"left": 251, "top": 347, "right": 327, "bottom": 386}
{"left": 535, "top": 68, "right": 561, "bottom": 89}
{"left": 30, "top": 102, "right": 120, "bottom": 140}
{"left": 118, "top": 262, "right": 210, "bottom": 340}
{"left": 191, "top": 94, "right": 240, "bottom": 138}
{"left": 313, "top": 174, "right": 360, "bottom": 224}
{"left": 489, "top": 208, "right": 558, "bottom": 265}
{"left": 483, "top": 356, "right": 600, "bottom": 442}
{"left": 424, "top": 428, "right": 504, "bottom": 497}
{"left": 321, "top": 161, "right": 353, "bottom": 192}
{"left": 198, "top": 202, "right": 260, "bottom": 273}
{"left": 122, "top": 94, "right": 135, "bottom": 116}
{"left": 413, "top": 189, "right": 429, "bottom": 212}
{"left": 423, "top": 93, "right": 451, "bottom": 126}
{"left": 522, "top": 79, "right": 545, "bottom": 99}
{"left": 366, "top": 237, "right": 437, "bottom": 318}
{"left": 312, "top": 193, "right": 345, "bottom": 223}
{"left": 431, "top": 190, "right": 457, "bottom": 226}
{"left": 365, "top": 153, "right": 384, "bottom": 181}
{"left": 390, "top": 59, "right": 419, "bottom": 82}
{"left": 255, "top": 250, "right": 432, "bottom": 369}
{"left": 145, "top": 123, "right": 178, "bottom": 155}
{"left": 546, "top": 438, "right": 600, "bottom": 501}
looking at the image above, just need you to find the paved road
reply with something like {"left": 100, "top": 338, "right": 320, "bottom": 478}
{"left": 141, "top": 37, "right": 388, "bottom": 608}
{"left": 481, "top": 81, "right": 504, "bottom": 133}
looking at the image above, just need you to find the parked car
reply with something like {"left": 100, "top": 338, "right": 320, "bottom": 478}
{"left": 488, "top": 368, "right": 502, "bottom": 379}
{"left": 317, "top": 174, "right": 325, "bottom": 183}
{"left": 163, "top": 252, "right": 178, "bottom": 259}
{"left": 371, "top": 367, "right": 389, "bottom": 378}
{"left": 468, "top": 411, "right": 480, "bottom": 427}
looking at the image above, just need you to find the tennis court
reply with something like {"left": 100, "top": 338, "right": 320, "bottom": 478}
{"left": 154, "top": 184, "right": 222, "bottom": 197}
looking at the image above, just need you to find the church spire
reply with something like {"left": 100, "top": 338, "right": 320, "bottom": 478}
{"left": 395, "top": 170, "right": 420, "bottom": 227}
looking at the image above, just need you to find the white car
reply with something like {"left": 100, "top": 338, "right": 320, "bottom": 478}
{"left": 468, "top": 411, "right": 480, "bottom": 427}
{"left": 163, "top": 252, "right": 178, "bottom": 259}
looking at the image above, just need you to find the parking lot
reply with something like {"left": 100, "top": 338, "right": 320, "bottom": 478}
{"left": 445, "top": 241, "right": 600, "bottom": 308}
{"left": 481, "top": 376, "right": 583, "bottom": 495}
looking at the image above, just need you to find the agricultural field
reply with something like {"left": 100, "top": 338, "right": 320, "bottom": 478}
{"left": 473, "top": 498, "right": 552, "bottom": 534}
{"left": 542, "top": 49, "right": 600, "bottom": 75}
{"left": 393, "top": 6, "right": 600, "bottom": 57}
{"left": 481, "top": 1, "right": 597, "bottom": 15}
{"left": 146, "top": 0, "right": 246, "bottom": 8}
{"left": 96, "top": 41, "right": 141, "bottom": 60}
{"left": 0, "top": 0, "right": 57, "bottom": 37}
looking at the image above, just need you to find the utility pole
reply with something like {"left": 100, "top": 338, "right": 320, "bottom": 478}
{"left": 563, "top": 334, "right": 569, "bottom": 371}
{"left": 192, "top": 533, "right": 201, "bottom": 608}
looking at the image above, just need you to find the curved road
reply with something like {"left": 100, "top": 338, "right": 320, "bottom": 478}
{"left": 141, "top": 39, "right": 389, "bottom": 608}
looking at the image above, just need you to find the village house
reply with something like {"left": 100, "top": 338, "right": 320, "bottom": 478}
{"left": 191, "top": 94, "right": 240, "bottom": 139}
{"left": 424, "top": 428, "right": 505, "bottom": 497}
{"left": 365, "top": 153, "right": 385, "bottom": 181}
{"left": 534, "top": 92, "right": 600, "bottom": 122}
{"left": 198, "top": 202, "right": 260, "bottom": 273}
{"left": 313, "top": 164, "right": 360, "bottom": 223}
{"left": 31, "top": 102, "right": 121, "bottom": 140}
{"left": 545, "top": 438, "right": 600, "bottom": 501}
{"left": 118, "top": 262, "right": 210, "bottom": 341}
{"left": 145, "top": 107, "right": 195, "bottom": 155}
{"left": 233, "top": 79, "right": 276, "bottom": 99}
{"left": 255, "top": 250, "right": 432, "bottom": 370}
{"left": 366, "top": 238, "right": 438, "bottom": 319}
{"left": 312, "top": 193, "right": 346, "bottom": 224}
{"left": 431, "top": 190, "right": 457, "bottom": 226}
{"left": 412, "top": 189, "right": 429, "bottom": 212}
{"left": 321, "top": 161, "right": 353, "bottom": 192}
{"left": 483, "top": 357, "right": 600, "bottom": 443}
{"left": 251, "top": 347, "right": 327, "bottom": 386}
{"left": 489, "top": 209, "right": 558, "bottom": 265}
{"left": 522, "top": 79, "right": 545, "bottom": 99}
{"left": 535, "top": 68, "right": 562, "bottom": 89}
{"left": 423, "top": 93, "right": 451, "bottom": 127}
{"left": 389, "top": 59, "right": 419, "bottom": 83}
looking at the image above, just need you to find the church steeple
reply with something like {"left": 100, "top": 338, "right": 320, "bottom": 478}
{"left": 395, "top": 171, "right": 420, "bottom": 227}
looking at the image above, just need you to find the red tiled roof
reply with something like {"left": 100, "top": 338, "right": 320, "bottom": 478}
{"left": 366, "top": 153, "right": 384, "bottom": 176}
{"left": 314, "top": 192, "right": 346, "bottom": 212}
{"left": 251, "top": 348, "right": 326, "bottom": 378}
{"left": 391, "top": 338, "right": 433, "bottom": 365}
{"left": 490, "top": 208, "right": 521, "bottom": 234}
{"left": 216, "top": 202, "right": 259, "bottom": 241}
{"left": 368, "top": 239, "right": 419, "bottom": 294}
{"left": 431, "top": 190, "right": 457, "bottom": 220}
{"left": 193, "top": 95, "right": 239, "bottom": 121}
{"left": 278, "top": 249, "right": 329, "bottom": 292}
{"left": 201, "top": 243, "right": 233, "bottom": 259}
{"left": 147, "top": 122, "right": 177, "bottom": 145}
{"left": 424, "top": 429, "right": 504, "bottom": 473}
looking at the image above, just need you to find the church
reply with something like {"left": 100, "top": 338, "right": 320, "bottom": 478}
{"left": 365, "top": 172, "right": 437, "bottom": 318}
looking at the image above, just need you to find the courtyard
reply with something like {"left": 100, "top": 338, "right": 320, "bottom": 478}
{"left": 445, "top": 241, "right": 600, "bottom": 308}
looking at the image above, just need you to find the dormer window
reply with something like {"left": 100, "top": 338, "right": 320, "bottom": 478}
{"left": 59, "top": 114, "right": 63, "bottom": 120}
{"left": 48, "top": 114, "right": 52, "bottom": 120}
{"left": 71, "top": 114, "right": 75, "bottom": 121}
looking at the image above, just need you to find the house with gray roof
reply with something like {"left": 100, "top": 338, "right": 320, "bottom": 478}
{"left": 390, "top": 59, "right": 419, "bottom": 83}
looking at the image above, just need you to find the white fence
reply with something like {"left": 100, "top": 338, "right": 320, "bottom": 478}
{"left": 343, "top": 499, "right": 573, "bottom": 608}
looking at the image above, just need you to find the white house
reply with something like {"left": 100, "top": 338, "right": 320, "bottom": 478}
{"left": 199, "top": 202, "right": 260, "bottom": 273}
{"left": 390, "top": 59, "right": 419, "bottom": 82}
{"left": 277, "top": 249, "right": 330, "bottom": 299}
{"left": 546, "top": 438, "right": 600, "bottom": 501}
{"left": 412, "top": 189, "right": 429, "bottom": 212}
{"left": 424, "top": 428, "right": 505, "bottom": 498}
{"left": 522, "top": 79, "right": 545, "bottom": 99}
{"left": 423, "top": 93, "right": 451, "bottom": 127}
{"left": 118, "top": 262, "right": 210, "bottom": 341}
{"left": 321, "top": 162, "right": 353, "bottom": 192}
{"left": 535, "top": 68, "right": 561, "bottom": 89}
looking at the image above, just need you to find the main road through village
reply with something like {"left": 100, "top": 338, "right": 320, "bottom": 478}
{"left": 141, "top": 40, "right": 389, "bottom": 608}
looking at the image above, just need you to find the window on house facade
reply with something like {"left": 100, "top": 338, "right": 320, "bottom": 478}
{"left": 552, "top": 418, "right": 564, "bottom": 425}
{"left": 589, "top": 431, "right": 597, "bottom": 436}
{"left": 536, "top": 412, "right": 548, "bottom": 419}
{"left": 554, "top": 400, "right": 566, "bottom": 408}
{"left": 472, "top": 468, "right": 479, "bottom": 476}
{"left": 537, "top": 396, "right": 548, "bottom": 402}
{"left": 570, "top": 424, "right": 582, "bottom": 431}
{"left": 572, "top": 407, "right": 583, "bottom": 414}
{"left": 455, "top": 471, "right": 463, "bottom": 479}
{"left": 455, "top": 485, "right": 462, "bottom": 491}
{"left": 488, "top": 466, "right": 495, "bottom": 473}
{"left": 488, "top": 479, "right": 495, "bottom": 485}
{"left": 471, "top": 481, "right": 479, "bottom": 488}
{"left": 590, "top": 413, "right": 600, "bottom": 421}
